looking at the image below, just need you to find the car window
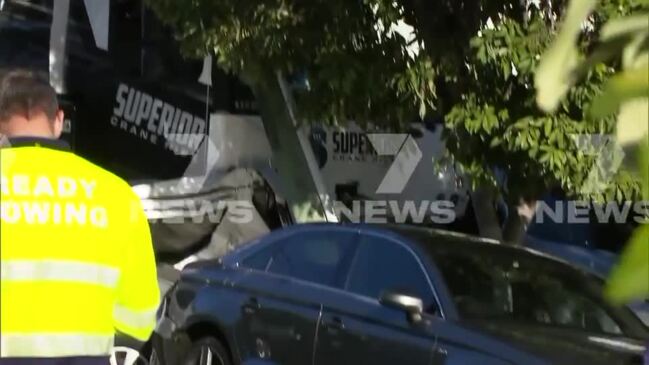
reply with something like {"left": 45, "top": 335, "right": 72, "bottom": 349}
{"left": 242, "top": 245, "right": 274, "bottom": 271}
{"left": 431, "top": 247, "right": 624, "bottom": 335}
{"left": 241, "top": 230, "right": 357, "bottom": 287}
{"left": 345, "top": 235, "right": 435, "bottom": 311}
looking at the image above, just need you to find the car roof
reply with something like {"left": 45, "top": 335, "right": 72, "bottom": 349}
{"left": 280, "top": 222, "right": 581, "bottom": 269}
{"left": 377, "top": 224, "right": 589, "bottom": 270}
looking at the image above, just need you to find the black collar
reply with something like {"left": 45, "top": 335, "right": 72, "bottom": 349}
{"left": 3, "top": 137, "right": 71, "bottom": 152}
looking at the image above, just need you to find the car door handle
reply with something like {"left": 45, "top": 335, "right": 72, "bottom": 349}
{"left": 323, "top": 316, "right": 345, "bottom": 332}
{"left": 242, "top": 297, "right": 260, "bottom": 315}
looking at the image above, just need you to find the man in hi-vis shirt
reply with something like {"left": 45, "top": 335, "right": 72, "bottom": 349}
{"left": 0, "top": 69, "right": 159, "bottom": 365}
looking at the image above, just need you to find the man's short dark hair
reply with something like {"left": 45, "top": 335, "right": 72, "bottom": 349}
{"left": 0, "top": 69, "right": 59, "bottom": 122}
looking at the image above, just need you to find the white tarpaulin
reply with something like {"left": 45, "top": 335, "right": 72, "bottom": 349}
{"left": 49, "top": 0, "right": 70, "bottom": 93}
{"left": 83, "top": 0, "right": 109, "bottom": 50}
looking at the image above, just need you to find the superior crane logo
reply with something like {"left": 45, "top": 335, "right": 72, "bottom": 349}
{"left": 111, "top": 83, "right": 207, "bottom": 155}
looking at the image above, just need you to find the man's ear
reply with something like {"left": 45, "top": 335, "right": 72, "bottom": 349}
{"left": 53, "top": 109, "right": 65, "bottom": 138}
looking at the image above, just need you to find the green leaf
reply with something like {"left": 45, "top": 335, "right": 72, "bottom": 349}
{"left": 622, "top": 33, "right": 648, "bottom": 70}
{"left": 617, "top": 98, "right": 649, "bottom": 147}
{"left": 477, "top": 45, "right": 486, "bottom": 62}
{"left": 639, "top": 140, "right": 649, "bottom": 200}
{"left": 605, "top": 224, "right": 649, "bottom": 304}
{"left": 600, "top": 14, "right": 649, "bottom": 42}
{"left": 514, "top": 117, "right": 531, "bottom": 129}
{"left": 535, "top": 0, "right": 597, "bottom": 112}
{"left": 590, "top": 67, "right": 649, "bottom": 117}
{"left": 419, "top": 101, "right": 426, "bottom": 119}
{"left": 571, "top": 37, "right": 629, "bottom": 81}
{"left": 544, "top": 118, "right": 552, "bottom": 136}
{"left": 557, "top": 133, "right": 566, "bottom": 149}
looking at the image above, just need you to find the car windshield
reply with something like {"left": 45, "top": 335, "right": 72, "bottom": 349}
{"left": 394, "top": 227, "right": 630, "bottom": 336}
{"left": 431, "top": 244, "right": 625, "bottom": 335}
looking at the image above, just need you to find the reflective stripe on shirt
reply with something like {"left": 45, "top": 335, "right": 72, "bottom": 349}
{"left": 0, "top": 260, "right": 120, "bottom": 288}
{"left": 0, "top": 333, "right": 113, "bottom": 357}
{"left": 113, "top": 305, "right": 157, "bottom": 330}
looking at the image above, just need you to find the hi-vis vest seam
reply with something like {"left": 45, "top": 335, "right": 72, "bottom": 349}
{"left": 113, "top": 305, "right": 158, "bottom": 330}
{"left": 1, "top": 260, "right": 120, "bottom": 288}
{"left": 0, "top": 334, "right": 113, "bottom": 357}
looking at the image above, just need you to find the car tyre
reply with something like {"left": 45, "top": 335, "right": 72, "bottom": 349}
{"left": 184, "top": 337, "right": 231, "bottom": 365}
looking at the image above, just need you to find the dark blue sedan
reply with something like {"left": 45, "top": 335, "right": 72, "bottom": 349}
{"left": 151, "top": 224, "right": 648, "bottom": 365}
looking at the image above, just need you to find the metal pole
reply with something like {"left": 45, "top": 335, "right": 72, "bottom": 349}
{"left": 276, "top": 71, "right": 339, "bottom": 222}
{"left": 50, "top": 0, "right": 70, "bottom": 93}
{"left": 141, "top": 0, "right": 145, "bottom": 76}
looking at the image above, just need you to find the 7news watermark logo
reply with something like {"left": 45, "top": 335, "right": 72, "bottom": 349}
{"left": 572, "top": 134, "right": 625, "bottom": 196}
{"left": 331, "top": 132, "right": 458, "bottom": 224}
{"left": 534, "top": 200, "right": 649, "bottom": 224}
{"left": 154, "top": 130, "right": 457, "bottom": 225}
{"left": 135, "top": 132, "right": 256, "bottom": 225}
{"left": 533, "top": 134, "right": 647, "bottom": 224}
{"left": 143, "top": 129, "right": 645, "bottom": 226}
{"left": 366, "top": 133, "right": 422, "bottom": 194}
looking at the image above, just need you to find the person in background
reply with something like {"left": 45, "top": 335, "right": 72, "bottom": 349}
{"left": 0, "top": 69, "right": 159, "bottom": 365}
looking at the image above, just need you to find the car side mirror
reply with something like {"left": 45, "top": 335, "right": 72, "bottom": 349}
{"left": 379, "top": 290, "right": 424, "bottom": 323}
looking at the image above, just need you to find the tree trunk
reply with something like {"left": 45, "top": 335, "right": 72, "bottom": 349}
{"left": 502, "top": 209, "right": 527, "bottom": 244}
{"left": 470, "top": 187, "right": 504, "bottom": 241}
{"left": 502, "top": 199, "right": 537, "bottom": 245}
{"left": 249, "top": 73, "right": 329, "bottom": 223}
{"left": 471, "top": 188, "right": 538, "bottom": 245}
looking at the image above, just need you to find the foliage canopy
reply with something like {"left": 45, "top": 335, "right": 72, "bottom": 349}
{"left": 146, "top": 0, "right": 647, "bottom": 206}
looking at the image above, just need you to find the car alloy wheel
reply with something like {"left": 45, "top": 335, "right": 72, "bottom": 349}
{"left": 186, "top": 337, "right": 231, "bottom": 365}
{"left": 197, "top": 345, "right": 226, "bottom": 365}
{"left": 111, "top": 346, "right": 149, "bottom": 365}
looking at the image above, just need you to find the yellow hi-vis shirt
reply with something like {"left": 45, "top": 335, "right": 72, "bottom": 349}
{"left": 0, "top": 138, "right": 160, "bottom": 358}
